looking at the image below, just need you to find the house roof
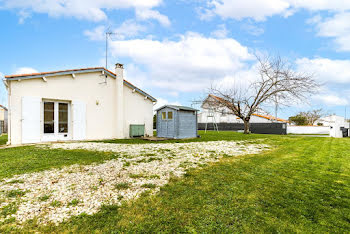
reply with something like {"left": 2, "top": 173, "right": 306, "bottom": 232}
{"left": 252, "top": 113, "right": 289, "bottom": 123}
{"left": 205, "top": 94, "right": 289, "bottom": 123}
{"left": 0, "top": 104, "right": 7, "bottom": 111}
{"left": 4, "top": 67, "right": 157, "bottom": 102}
{"left": 156, "top": 105, "right": 198, "bottom": 112}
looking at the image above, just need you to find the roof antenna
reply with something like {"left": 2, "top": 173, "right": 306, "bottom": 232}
{"left": 101, "top": 28, "right": 117, "bottom": 84}
{"left": 105, "top": 28, "right": 117, "bottom": 70}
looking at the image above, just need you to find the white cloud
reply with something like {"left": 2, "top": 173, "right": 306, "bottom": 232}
{"left": 15, "top": 67, "right": 39, "bottom": 75}
{"left": 203, "top": 0, "right": 350, "bottom": 21}
{"left": 241, "top": 23, "right": 264, "bottom": 36}
{"left": 84, "top": 20, "right": 147, "bottom": 41}
{"left": 153, "top": 97, "right": 181, "bottom": 111}
{"left": 211, "top": 24, "right": 228, "bottom": 38}
{"left": 309, "top": 12, "right": 350, "bottom": 51}
{"left": 116, "top": 20, "right": 147, "bottom": 38}
{"left": 197, "top": 7, "right": 216, "bottom": 21}
{"left": 201, "top": 1, "right": 350, "bottom": 51}
{"left": 295, "top": 57, "right": 350, "bottom": 107}
{"left": 135, "top": 8, "right": 170, "bottom": 27}
{"left": 291, "top": 0, "right": 350, "bottom": 12}
{"left": 18, "top": 9, "right": 31, "bottom": 24}
{"left": 213, "top": 64, "right": 258, "bottom": 89}
{"left": 123, "top": 63, "right": 148, "bottom": 88}
{"left": 206, "top": 0, "right": 291, "bottom": 21}
{"left": 315, "top": 94, "right": 348, "bottom": 106}
{"left": 0, "top": 0, "right": 167, "bottom": 24}
{"left": 296, "top": 58, "right": 350, "bottom": 84}
{"left": 84, "top": 26, "right": 106, "bottom": 41}
{"left": 109, "top": 32, "right": 253, "bottom": 92}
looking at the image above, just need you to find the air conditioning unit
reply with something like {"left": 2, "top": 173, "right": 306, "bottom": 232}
{"left": 129, "top": 124, "right": 145, "bottom": 138}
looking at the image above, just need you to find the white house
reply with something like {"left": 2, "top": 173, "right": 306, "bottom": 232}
{"left": 315, "top": 115, "right": 349, "bottom": 128}
{"left": 3, "top": 64, "right": 156, "bottom": 145}
{"left": 0, "top": 104, "right": 8, "bottom": 134}
{"left": 198, "top": 94, "right": 289, "bottom": 124}
{"left": 287, "top": 115, "right": 349, "bottom": 136}
{"left": 315, "top": 115, "right": 349, "bottom": 137}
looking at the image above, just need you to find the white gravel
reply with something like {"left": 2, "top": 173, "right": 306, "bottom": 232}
{"left": 0, "top": 140, "right": 269, "bottom": 225}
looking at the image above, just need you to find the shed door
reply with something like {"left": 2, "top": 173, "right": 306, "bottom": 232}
{"left": 166, "top": 111, "right": 175, "bottom": 138}
{"left": 22, "top": 97, "right": 41, "bottom": 144}
{"left": 159, "top": 112, "right": 167, "bottom": 137}
{"left": 72, "top": 101, "right": 86, "bottom": 140}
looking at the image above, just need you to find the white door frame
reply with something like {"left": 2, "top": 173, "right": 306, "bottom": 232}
{"left": 42, "top": 99, "right": 72, "bottom": 142}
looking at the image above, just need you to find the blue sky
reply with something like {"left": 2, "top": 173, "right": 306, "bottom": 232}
{"left": 1, "top": 0, "right": 350, "bottom": 119}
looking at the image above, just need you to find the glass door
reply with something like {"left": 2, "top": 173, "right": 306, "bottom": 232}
{"left": 42, "top": 101, "right": 70, "bottom": 141}
{"left": 59, "top": 103, "right": 68, "bottom": 134}
{"left": 44, "top": 102, "right": 55, "bottom": 134}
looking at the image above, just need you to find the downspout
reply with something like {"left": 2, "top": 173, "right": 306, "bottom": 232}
{"left": 115, "top": 63, "right": 124, "bottom": 138}
{"left": 196, "top": 110, "right": 198, "bottom": 137}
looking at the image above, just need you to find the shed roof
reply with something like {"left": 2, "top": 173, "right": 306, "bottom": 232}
{"left": 4, "top": 67, "right": 157, "bottom": 102}
{"left": 156, "top": 105, "right": 198, "bottom": 112}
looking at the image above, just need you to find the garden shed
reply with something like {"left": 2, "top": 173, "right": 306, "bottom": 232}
{"left": 156, "top": 105, "right": 198, "bottom": 139}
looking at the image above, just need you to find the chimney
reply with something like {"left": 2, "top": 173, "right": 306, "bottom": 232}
{"left": 115, "top": 63, "right": 124, "bottom": 138}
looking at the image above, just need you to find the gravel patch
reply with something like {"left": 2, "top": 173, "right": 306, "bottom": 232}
{"left": 0, "top": 141, "right": 269, "bottom": 225}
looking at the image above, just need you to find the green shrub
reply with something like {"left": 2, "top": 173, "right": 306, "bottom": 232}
{"left": 50, "top": 200, "right": 62, "bottom": 207}
{"left": 141, "top": 183, "right": 157, "bottom": 189}
{"left": 114, "top": 183, "right": 130, "bottom": 190}
{"left": 7, "top": 189, "right": 26, "bottom": 198}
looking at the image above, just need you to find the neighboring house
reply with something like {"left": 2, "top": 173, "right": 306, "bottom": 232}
{"left": 0, "top": 104, "right": 8, "bottom": 134}
{"left": 287, "top": 115, "right": 348, "bottom": 137}
{"left": 4, "top": 64, "right": 156, "bottom": 145}
{"left": 315, "top": 115, "right": 349, "bottom": 138}
{"left": 156, "top": 105, "right": 198, "bottom": 139}
{"left": 198, "top": 94, "right": 289, "bottom": 124}
{"left": 315, "top": 115, "right": 349, "bottom": 128}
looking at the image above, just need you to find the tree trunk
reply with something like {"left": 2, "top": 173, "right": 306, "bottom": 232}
{"left": 243, "top": 120, "right": 250, "bottom": 134}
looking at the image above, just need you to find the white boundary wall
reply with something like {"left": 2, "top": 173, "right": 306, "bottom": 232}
{"left": 287, "top": 126, "right": 330, "bottom": 135}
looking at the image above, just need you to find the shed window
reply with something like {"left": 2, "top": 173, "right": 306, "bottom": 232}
{"left": 168, "top": 112, "right": 173, "bottom": 120}
{"left": 162, "top": 112, "right": 166, "bottom": 120}
{"left": 44, "top": 102, "right": 55, "bottom": 133}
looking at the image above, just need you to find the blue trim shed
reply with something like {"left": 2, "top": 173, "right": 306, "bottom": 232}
{"left": 156, "top": 105, "right": 199, "bottom": 139}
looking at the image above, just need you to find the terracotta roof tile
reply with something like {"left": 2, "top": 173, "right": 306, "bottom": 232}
{"left": 4, "top": 67, "right": 105, "bottom": 79}
{"left": 0, "top": 104, "right": 7, "bottom": 110}
{"left": 4, "top": 67, "right": 156, "bottom": 102}
{"left": 207, "top": 94, "right": 289, "bottom": 123}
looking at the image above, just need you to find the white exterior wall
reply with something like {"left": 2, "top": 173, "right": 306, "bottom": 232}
{"left": 198, "top": 109, "right": 241, "bottom": 123}
{"left": 0, "top": 107, "right": 5, "bottom": 121}
{"left": 287, "top": 126, "right": 330, "bottom": 135}
{"left": 123, "top": 86, "right": 154, "bottom": 137}
{"left": 7, "top": 71, "right": 154, "bottom": 145}
{"left": 315, "top": 115, "right": 349, "bottom": 128}
{"left": 198, "top": 108, "right": 278, "bottom": 123}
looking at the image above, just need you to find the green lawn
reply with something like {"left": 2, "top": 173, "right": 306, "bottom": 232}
{"left": 0, "top": 131, "right": 271, "bottom": 180}
{"left": 0, "top": 134, "right": 7, "bottom": 146}
{"left": 1, "top": 132, "right": 349, "bottom": 233}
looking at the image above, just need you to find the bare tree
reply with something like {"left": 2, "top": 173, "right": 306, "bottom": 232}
{"left": 301, "top": 109, "right": 323, "bottom": 125}
{"left": 209, "top": 55, "right": 320, "bottom": 134}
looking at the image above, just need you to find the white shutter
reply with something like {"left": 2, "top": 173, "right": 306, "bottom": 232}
{"left": 22, "top": 97, "right": 41, "bottom": 144}
{"left": 72, "top": 100, "right": 86, "bottom": 140}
